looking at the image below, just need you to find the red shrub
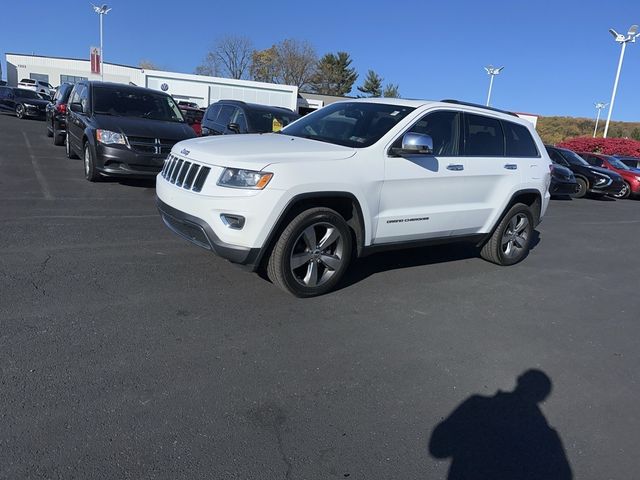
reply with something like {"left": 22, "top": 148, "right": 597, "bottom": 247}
{"left": 557, "top": 137, "right": 640, "bottom": 156}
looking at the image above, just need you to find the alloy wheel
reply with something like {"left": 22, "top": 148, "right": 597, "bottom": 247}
{"left": 84, "top": 146, "right": 90, "bottom": 175}
{"left": 289, "top": 222, "right": 345, "bottom": 288}
{"left": 501, "top": 213, "right": 529, "bottom": 259}
{"left": 612, "top": 183, "right": 629, "bottom": 199}
{"left": 16, "top": 105, "right": 24, "bottom": 119}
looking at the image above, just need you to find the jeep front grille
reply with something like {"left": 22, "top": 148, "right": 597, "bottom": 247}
{"left": 161, "top": 154, "right": 210, "bottom": 192}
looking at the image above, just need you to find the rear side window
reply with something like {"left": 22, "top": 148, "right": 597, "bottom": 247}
{"left": 205, "top": 104, "right": 221, "bottom": 121}
{"left": 216, "top": 105, "right": 236, "bottom": 127}
{"left": 503, "top": 121, "right": 539, "bottom": 157}
{"left": 465, "top": 114, "right": 505, "bottom": 156}
{"left": 583, "top": 155, "right": 603, "bottom": 167}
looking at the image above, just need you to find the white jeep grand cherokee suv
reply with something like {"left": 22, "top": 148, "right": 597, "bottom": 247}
{"left": 157, "top": 98, "right": 551, "bottom": 297}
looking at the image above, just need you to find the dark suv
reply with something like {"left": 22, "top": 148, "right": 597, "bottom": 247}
{"left": 65, "top": 81, "right": 195, "bottom": 182}
{"left": 201, "top": 100, "right": 299, "bottom": 136}
{"left": 46, "top": 83, "right": 73, "bottom": 146}
{"left": 545, "top": 145, "right": 625, "bottom": 198}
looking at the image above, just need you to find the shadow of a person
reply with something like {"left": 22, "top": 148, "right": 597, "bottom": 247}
{"left": 429, "top": 370, "right": 572, "bottom": 480}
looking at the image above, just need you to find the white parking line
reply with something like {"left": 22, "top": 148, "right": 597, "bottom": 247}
{"left": 22, "top": 131, "right": 54, "bottom": 200}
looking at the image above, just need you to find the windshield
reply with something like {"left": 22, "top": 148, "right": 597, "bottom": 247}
{"left": 93, "top": 87, "right": 184, "bottom": 122}
{"left": 281, "top": 102, "right": 415, "bottom": 148}
{"left": 15, "top": 89, "right": 41, "bottom": 99}
{"left": 607, "top": 156, "right": 630, "bottom": 170}
{"left": 560, "top": 149, "right": 590, "bottom": 166}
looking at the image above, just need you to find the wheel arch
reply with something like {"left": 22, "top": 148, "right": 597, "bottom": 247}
{"left": 256, "top": 192, "right": 367, "bottom": 270}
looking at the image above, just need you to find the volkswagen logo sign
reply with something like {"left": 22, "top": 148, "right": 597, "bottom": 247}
{"left": 161, "top": 83, "right": 169, "bottom": 91}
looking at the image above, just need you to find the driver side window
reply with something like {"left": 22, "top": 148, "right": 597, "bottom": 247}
{"left": 391, "top": 110, "right": 462, "bottom": 156}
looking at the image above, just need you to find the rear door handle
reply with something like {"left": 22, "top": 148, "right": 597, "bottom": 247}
{"left": 447, "top": 164, "right": 464, "bottom": 171}
{"left": 504, "top": 164, "right": 518, "bottom": 170}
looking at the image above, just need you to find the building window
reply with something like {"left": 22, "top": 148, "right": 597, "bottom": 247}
{"left": 60, "top": 75, "right": 88, "bottom": 85}
{"left": 30, "top": 73, "right": 49, "bottom": 83}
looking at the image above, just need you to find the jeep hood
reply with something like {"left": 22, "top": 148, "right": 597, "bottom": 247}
{"left": 174, "top": 133, "right": 357, "bottom": 170}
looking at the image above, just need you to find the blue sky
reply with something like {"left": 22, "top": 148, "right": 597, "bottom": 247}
{"left": 2, "top": 0, "right": 639, "bottom": 121}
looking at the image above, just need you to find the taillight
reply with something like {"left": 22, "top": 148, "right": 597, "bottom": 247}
{"left": 56, "top": 103, "right": 67, "bottom": 114}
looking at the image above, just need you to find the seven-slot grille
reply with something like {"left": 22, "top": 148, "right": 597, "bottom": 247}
{"left": 161, "top": 154, "right": 211, "bottom": 192}
{"left": 128, "top": 136, "right": 176, "bottom": 155}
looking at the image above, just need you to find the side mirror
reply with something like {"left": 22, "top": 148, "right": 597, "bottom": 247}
{"left": 227, "top": 122, "right": 240, "bottom": 134}
{"left": 69, "top": 102, "right": 83, "bottom": 113}
{"left": 399, "top": 132, "right": 434, "bottom": 155}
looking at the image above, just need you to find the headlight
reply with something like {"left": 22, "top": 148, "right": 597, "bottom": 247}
{"left": 24, "top": 103, "right": 36, "bottom": 108}
{"left": 96, "top": 129, "right": 127, "bottom": 145}
{"left": 217, "top": 168, "right": 273, "bottom": 189}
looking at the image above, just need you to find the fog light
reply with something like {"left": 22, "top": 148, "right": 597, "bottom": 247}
{"left": 220, "top": 214, "right": 245, "bottom": 230}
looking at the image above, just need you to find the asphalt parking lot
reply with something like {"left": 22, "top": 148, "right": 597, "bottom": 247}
{"left": 1, "top": 112, "right": 639, "bottom": 479}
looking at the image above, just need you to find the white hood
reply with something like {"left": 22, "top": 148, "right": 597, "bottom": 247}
{"left": 173, "top": 133, "right": 357, "bottom": 171}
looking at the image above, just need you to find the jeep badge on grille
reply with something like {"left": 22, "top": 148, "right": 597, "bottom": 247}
{"left": 181, "top": 148, "right": 190, "bottom": 156}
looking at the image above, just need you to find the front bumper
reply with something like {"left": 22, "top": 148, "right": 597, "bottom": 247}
{"left": 157, "top": 198, "right": 260, "bottom": 268}
{"left": 24, "top": 105, "right": 46, "bottom": 118}
{"left": 590, "top": 178, "right": 626, "bottom": 195}
{"left": 550, "top": 180, "right": 578, "bottom": 195}
{"left": 95, "top": 143, "right": 166, "bottom": 178}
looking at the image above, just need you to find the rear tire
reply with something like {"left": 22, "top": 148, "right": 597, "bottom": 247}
{"left": 53, "top": 122, "right": 65, "bottom": 146}
{"left": 66, "top": 134, "right": 78, "bottom": 159}
{"left": 267, "top": 208, "right": 352, "bottom": 297}
{"left": 571, "top": 178, "right": 587, "bottom": 198}
{"left": 480, "top": 203, "right": 534, "bottom": 266}
{"left": 84, "top": 142, "right": 100, "bottom": 182}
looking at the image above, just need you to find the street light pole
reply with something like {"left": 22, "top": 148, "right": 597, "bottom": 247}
{"left": 603, "top": 25, "right": 639, "bottom": 138}
{"left": 91, "top": 4, "right": 112, "bottom": 81}
{"left": 484, "top": 65, "right": 504, "bottom": 106}
{"left": 593, "top": 102, "right": 608, "bottom": 137}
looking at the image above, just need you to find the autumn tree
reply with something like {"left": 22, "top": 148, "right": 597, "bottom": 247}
{"left": 308, "top": 52, "right": 358, "bottom": 96}
{"left": 357, "top": 70, "right": 383, "bottom": 97}
{"left": 250, "top": 39, "right": 317, "bottom": 89}
{"left": 139, "top": 59, "right": 160, "bottom": 70}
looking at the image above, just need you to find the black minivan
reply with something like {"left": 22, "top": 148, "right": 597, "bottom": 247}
{"left": 201, "top": 99, "right": 299, "bottom": 136}
{"left": 65, "top": 81, "right": 195, "bottom": 182}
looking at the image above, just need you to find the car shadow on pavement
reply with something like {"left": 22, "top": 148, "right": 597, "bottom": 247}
{"left": 428, "top": 369, "right": 573, "bottom": 480}
{"left": 96, "top": 177, "right": 156, "bottom": 189}
{"left": 338, "top": 231, "right": 540, "bottom": 289}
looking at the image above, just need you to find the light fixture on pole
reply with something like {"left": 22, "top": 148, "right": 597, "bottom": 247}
{"left": 603, "top": 24, "right": 639, "bottom": 138}
{"left": 593, "top": 102, "right": 608, "bottom": 137}
{"left": 484, "top": 65, "right": 504, "bottom": 106}
{"left": 91, "top": 3, "right": 112, "bottom": 81}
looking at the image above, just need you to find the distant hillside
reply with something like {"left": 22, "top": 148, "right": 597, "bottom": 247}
{"left": 536, "top": 116, "right": 640, "bottom": 145}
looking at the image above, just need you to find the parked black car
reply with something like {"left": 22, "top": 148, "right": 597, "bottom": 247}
{"left": 0, "top": 86, "right": 49, "bottom": 119}
{"left": 549, "top": 163, "right": 578, "bottom": 196}
{"left": 46, "top": 83, "right": 74, "bottom": 146}
{"left": 65, "top": 81, "right": 196, "bottom": 182}
{"left": 545, "top": 145, "right": 625, "bottom": 198}
{"left": 201, "top": 100, "right": 299, "bottom": 136}
{"left": 614, "top": 155, "right": 640, "bottom": 170}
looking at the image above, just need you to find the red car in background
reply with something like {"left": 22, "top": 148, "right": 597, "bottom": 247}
{"left": 179, "top": 106, "right": 204, "bottom": 136}
{"left": 578, "top": 152, "right": 640, "bottom": 199}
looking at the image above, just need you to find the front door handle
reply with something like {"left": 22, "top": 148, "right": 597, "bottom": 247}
{"left": 447, "top": 164, "right": 464, "bottom": 171}
{"left": 504, "top": 164, "right": 518, "bottom": 170}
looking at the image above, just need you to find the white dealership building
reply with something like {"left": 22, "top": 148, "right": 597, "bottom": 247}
{"left": 4, "top": 53, "right": 331, "bottom": 114}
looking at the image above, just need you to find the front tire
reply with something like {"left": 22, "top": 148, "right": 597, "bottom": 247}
{"left": 15, "top": 104, "right": 25, "bottom": 119}
{"left": 84, "top": 142, "right": 100, "bottom": 182}
{"left": 572, "top": 178, "right": 587, "bottom": 198}
{"left": 480, "top": 203, "right": 534, "bottom": 266}
{"left": 611, "top": 182, "right": 631, "bottom": 199}
{"left": 267, "top": 208, "right": 352, "bottom": 297}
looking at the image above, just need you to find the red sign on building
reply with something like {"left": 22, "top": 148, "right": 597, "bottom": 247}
{"left": 90, "top": 47, "right": 101, "bottom": 74}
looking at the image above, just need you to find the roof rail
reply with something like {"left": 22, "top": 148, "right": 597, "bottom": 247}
{"left": 440, "top": 99, "right": 519, "bottom": 117}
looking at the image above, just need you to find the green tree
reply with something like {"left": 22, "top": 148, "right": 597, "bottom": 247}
{"left": 308, "top": 52, "right": 358, "bottom": 96}
{"left": 383, "top": 83, "right": 400, "bottom": 98}
{"left": 357, "top": 70, "right": 383, "bottom": 97}
{"left": 631, "top": 128, "right": 640, "bottom": 141}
